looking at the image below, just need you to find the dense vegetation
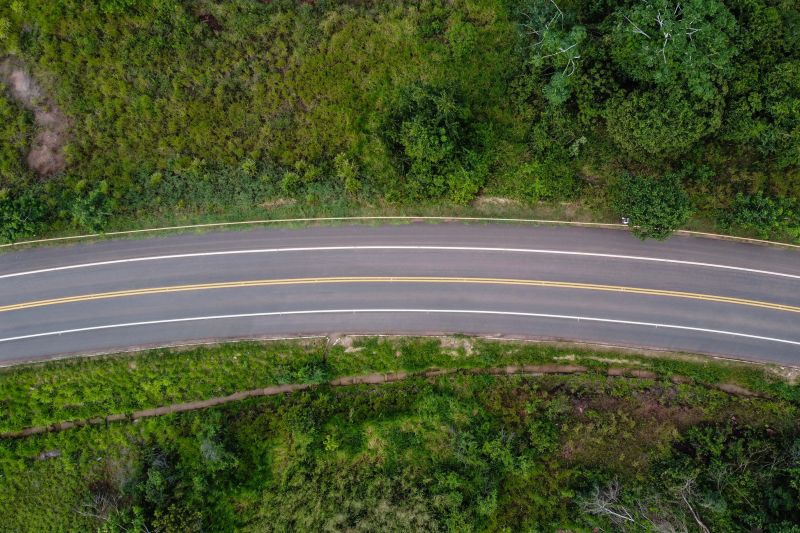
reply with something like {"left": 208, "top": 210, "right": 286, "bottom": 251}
{"left": 1, "top": 338, "right": 799, "bottom": 531}
{"left": 0, "top": 0, "right": 798, "bottom": 241}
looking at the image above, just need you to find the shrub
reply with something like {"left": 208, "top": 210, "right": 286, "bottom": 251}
{"left": 380, "top": 82, "right": 481, "bottom": 201}
{"left": 0, "top": 186, "right": 46, "bottom": 242}
{"left": 70, "top": 181, "right": 111, "bottom": 231}
{"left": 721, "top": 192, "right": 800, "bottom": 240}
{"left": 605, "top": 90, "right": 721, "bottom": 159}
{"left": 610, "top": 173, "right": 692, "bottom": 240}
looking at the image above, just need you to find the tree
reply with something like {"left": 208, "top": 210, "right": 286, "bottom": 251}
{"left": 579, "top": 479, "right": 636, "bottom": 526}
{"left": 610, "top": 0, "right": 737, "bottom": 101}
{"left": 380, "top": 83, "right": 474, "bottom": 201}
{"left": 756, "top": 61, "right": 800, "bottom": 168}
{"left": 521, "top": 0, "right": 587, "bottom": 106}
{"left": 610, "top": 173, "right": 692, "bottom": 240}
{"left": 718, "top": 0, "right": 800, "bottom": 170}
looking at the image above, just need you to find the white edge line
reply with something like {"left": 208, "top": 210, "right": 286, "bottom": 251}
{"left": 678, "top": 229, "right": 800, "bottom": 248}
{"left": 2, "top": 245, "right": 798, "bottom": 280}
{"left": 1, "top": 309, "right": 799, "bottom": 346}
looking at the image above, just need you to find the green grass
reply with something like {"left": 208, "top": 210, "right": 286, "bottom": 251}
{"left": 2, "top": 337, "right": 796, "bottom": 435}
{"left": 0, "top": 197, "right": 609, "bottom": 248}
{"left": 2, "top": 197, "right": 793, "bottom": 253}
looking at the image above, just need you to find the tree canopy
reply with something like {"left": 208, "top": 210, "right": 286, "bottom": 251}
{"left": 610, "top": 0, "right": 738, "bottom": 100}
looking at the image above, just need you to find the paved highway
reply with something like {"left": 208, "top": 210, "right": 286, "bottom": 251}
{"left": 0, "top": 223, "right": 798, "bottom": 365}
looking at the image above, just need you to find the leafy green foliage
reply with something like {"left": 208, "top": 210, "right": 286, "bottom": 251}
{"left": 610, "top": 0, "right": 737, "bottom": 100}
{"left": 380, "top": 83, "right": 478, "bottom": 201}
{"left": 610, "top": 173, "right": 692, "bottom": 239}
{"left": 606, "top": 89, "right": 721, "bottom": 158}
{"left": 0, "top": 186, "right": 46, "bottom": 241}
{"left": 523, "top": 0, "right": 587, "bottom": 105}
{"left": 0, "top": 341, "right": 331, "bottom": 433}
{"left": 722, "top": 191, "right": 800, "bottom": 239}
{"left": 725, "top": 59, "right": 800, "bottom": 169}
{"left": 1, "top": 337, "right": 799, "bottom": 530}
{"left": 70, "top": 181, "right": 111, "bottom": 231}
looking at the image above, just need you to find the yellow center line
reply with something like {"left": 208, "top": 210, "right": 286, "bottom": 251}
{"left": 1, "top": 277, "right": 798, "bottom": 314}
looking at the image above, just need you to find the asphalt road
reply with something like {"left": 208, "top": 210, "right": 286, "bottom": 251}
{"left": 1, "top": 223, "right": 799, "bottom": 365}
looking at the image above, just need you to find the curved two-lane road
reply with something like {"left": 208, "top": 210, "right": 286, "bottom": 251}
{"left": 1, "top": 223, "right": 798, "bottom": 365}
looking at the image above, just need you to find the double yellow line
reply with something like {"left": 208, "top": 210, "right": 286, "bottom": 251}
{"left": 2, "top": 276, "right": 798, "bottom": 314}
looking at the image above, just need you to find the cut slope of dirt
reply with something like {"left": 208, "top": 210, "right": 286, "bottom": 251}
{"left": 0, "top": 57, "right": 69, "bottom": 176}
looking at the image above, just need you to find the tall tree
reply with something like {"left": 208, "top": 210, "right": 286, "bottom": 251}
{"left": 610, "top": 0, "right": 737, "bottom": 101}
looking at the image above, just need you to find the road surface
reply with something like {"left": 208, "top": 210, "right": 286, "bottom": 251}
{"left": 1, "top": 223, "right": 798, "bottom": 365}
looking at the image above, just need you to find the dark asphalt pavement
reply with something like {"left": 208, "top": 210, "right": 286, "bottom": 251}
{"left": 1, "top": 223, "right": 798, "bottom": 364}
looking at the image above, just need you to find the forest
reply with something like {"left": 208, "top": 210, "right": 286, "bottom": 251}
{"left": 0, "top": 0, "right": 798, "bottom": 241}
{"left": 1, "top": 338, "right": 799, "bottom": 531}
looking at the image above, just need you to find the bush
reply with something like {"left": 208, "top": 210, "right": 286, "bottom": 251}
{"left": 605, "top": 90, "right": 721, "bottom": 159}
{"left": 0, "top": 186, "right": 46, "bottom": 241}
{"left": 70, "top": 181, "right": 111, "bottom": 231}
{"left": 721, "top": 192, "right": 800, "bottom": 240}
{"left": 380, "top": 82, "right": 479, "bottom": 201}
{"left": 610, "top": 173, "right": 692, "bottom": 240}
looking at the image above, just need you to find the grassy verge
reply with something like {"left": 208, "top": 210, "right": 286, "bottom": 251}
{"left": 2, "top": 337, "right": 797, "bottom": 435}
{"left": 5, "top": 198, "right": 797, "bottom": 251}
{"left": 0, "top": 199, "right": 615, "bottom": 249}
{"left": 0, "top": 337, "right": 798, "bottom": 531}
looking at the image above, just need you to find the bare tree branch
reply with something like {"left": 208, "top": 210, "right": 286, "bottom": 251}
{"left": 625, "top": 15, "right": 652, "bottom": 39}
{"left": 580, "top": 479, "right": 636, "bottom": 525}
{"left": 677, "top": 478, "right": 710, "bottom": 533}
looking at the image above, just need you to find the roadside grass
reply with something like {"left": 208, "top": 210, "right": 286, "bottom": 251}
{"left": 1, "top": 358, "right": 798, "bottom": 532}
{"left": 5, "top": 198, "right": 796, "bottom": 252}
{"left": 1, "top": 337, "right": 796, "bottom": 435}
{"left": 0, "top": 199, "right": 615, "bottom": 251}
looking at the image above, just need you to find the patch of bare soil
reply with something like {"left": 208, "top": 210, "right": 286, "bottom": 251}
{"left": 260, "top": 198, "right": 297, "bottom": 209}
{"left": 770, "top": 365, "right": 800, "bottom": 385}
{"left": 714, "top": 383, "right": 762, "bottom": 398}
{"left": 330, "top": 334, "right": 362, "bottom": 353}
{"left": 198, "top": 13, "right": 222, "bottom": 33}
{"left": 439, "top": 336, "right": 474, "bottom": 355}
{"left": 0, "top": 57, "right": 69, "bottom": 176}
{"left": 587, "top": 356, "right": 647, "bottom": 366}
{"left": 472, "top": 196, "right": 522, "bottom": 209}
